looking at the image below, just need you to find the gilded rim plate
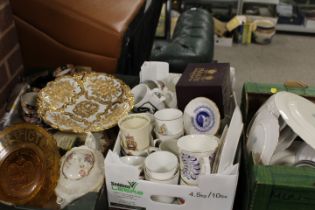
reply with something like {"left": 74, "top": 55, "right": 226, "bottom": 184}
{"left": 37, "top": 72, "right": 134, "bottom": 133}
{"left": 0, "top": 123, "right": 60, "bottom": 206}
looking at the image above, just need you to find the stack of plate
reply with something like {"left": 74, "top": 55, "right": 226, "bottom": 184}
{"left": 247, "top": 91, "right": 315, "bottom": 165}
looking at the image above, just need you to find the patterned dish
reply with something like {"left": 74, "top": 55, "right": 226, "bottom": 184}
{"left": 37, "top": 72, "right": 134, "bottom": 133}
{"left": 55, "top": 145, "right": 104, "bottom": 208}
{"left": 0, "top": 123, "right": 60, "bottom": 207}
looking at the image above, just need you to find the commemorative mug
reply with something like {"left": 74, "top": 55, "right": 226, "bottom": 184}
{"left": 132, "top": 84, "right": 166, "bottom": 113}
{"left": 118, "top": 114, "right": 153, "bottom": 154}
{"left": 177, "top": 134, "right": 218, "bottom": 185}
{"left": 154, "top": 108, "right": 184, "bottom": 136}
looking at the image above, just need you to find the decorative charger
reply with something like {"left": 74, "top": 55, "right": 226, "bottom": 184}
{"left": 37, "top": 72, "right": 134, "bottom": 133}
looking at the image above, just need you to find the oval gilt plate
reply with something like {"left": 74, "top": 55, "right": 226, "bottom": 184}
{"left": 37, "top": 72, "right": 134, "bottom": 133}
{"left": 0, "top": 123, "right": 60, "bottom": 207}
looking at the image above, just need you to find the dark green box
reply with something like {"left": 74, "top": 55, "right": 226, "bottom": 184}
{"left": 240, "top": 82, "right": 315, "bottom": 210}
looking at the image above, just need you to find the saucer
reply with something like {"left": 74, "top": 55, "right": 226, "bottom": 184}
{"left": 247, "top": 111, "right": 279, "bottom": 165}
{"left": 275, "top": 91, "right": 315, "bottom": 149}
{"left": 184, "top": 97, "right": 220, "bottom": 135}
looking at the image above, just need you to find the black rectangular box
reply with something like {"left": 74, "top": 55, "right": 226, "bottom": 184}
{"left": 176, "top": 63, "right": 232, "bottom": 118}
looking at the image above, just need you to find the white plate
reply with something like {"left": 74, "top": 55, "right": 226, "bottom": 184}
{"left": 183, "top": 97, "right": 220, "bottom": 135}
{"left": 274, "top": 125, "right": 297, "bottom": 153}
{"left": 217, "top": 106, "right": 243, "bottom": 173}
{"left": 275, "top": 91, "right": 315, "bottom": 149}
{"left": 247, "top": 111, "right": 279, "bottom": 165}
{"left": 246, "top": 94, "right": 279, "bottom": 137}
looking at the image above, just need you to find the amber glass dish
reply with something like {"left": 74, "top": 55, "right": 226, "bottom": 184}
{"left": 0, "top": 123, "right": 60, "bottom": 207}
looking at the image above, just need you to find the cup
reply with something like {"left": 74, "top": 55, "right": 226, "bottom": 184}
{"left": 177, "top": 134, "right": 218, "bottom": 185}
{"left": 120, "top": 156, "right": 145, "bottom": 172}
{"left": 143, "top": 80, "right": 177, "bottom": 108}
{"left": 140, "top": 61, "right": 169, "bottom": 82}
{"left": 21, "top": 92, "right": 38, "bottom": 115}
{"left": 154, "top": 108, "right": 183, "bottom": 136}
{"left": 154, "top": 128, "right": 184, "bottom": 141}
{"left": 152, "top": 138, "right": 179, "bottom": 156}
{"left": 121, "top": 144, "right": 159, "bottom": 157}
{"left": 144, "top": 151, "right": 178, "bottom": 180}
{"left": 142, "top": 80, "right": 166, "bottom": 91}
{"left": 163, "top": 90, "right": 177, "bottom": 108}
{"left": 132, "top": 84, "right": 166, "bottom": 113}
{"left": 118, "top": 114, "right": 153, "bottom": 154}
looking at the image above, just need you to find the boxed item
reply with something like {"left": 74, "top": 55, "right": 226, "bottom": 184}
{"left": 105, "top": 102, "right": 243, "bottom": 210}
{"left": 176, "top": 63, "right": 233, "bottom": 119}
{"left": 241, "top": 82, "right": 315, "bottom": 210}
{"left": 215, "top": 35, "right": 233, "bottom": 47}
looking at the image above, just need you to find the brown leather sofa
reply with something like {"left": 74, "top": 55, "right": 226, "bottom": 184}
{"left": 10, "top": 0, "right": 162, "bottom": 75}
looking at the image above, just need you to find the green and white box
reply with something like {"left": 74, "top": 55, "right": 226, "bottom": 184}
{"left": 104, "top": 108, "right": 242, "bottom": 210}
{"left": 241, "top": 82, "right": 315, "bottom": 210}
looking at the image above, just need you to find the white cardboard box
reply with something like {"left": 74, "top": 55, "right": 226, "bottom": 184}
{"left": 104, "top": 108, "right": 242, "bottom": 210}
{"left": 215, "top": 35, "right": 233, "bottom": 47}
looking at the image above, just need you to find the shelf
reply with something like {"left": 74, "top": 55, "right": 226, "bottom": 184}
{"left": 276, "top": 23, "right": 315, "bottom": 33}
{"left": 243, "top": 0, "right": 279, "bottom": 4}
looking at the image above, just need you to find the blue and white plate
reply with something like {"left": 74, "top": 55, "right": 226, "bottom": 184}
{"left": 183, "top": 97, "right": 220, "bottom": 135}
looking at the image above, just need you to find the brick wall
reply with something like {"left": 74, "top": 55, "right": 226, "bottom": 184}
{"left": 0, "top": 0, "right": 24, "bottom": 116}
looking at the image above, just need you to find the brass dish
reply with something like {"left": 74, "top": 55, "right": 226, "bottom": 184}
{"left": 0, "top": 123, "right": 60, "bottom": 207}
{"left": 37, "top": 72, "right": 134, "bottom": 133}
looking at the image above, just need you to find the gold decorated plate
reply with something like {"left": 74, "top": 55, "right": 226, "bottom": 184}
{"left": 37, "top": 72, "right": 134, "bottom": 133}
{"left": 0, "top": 123, "right": 60, "bottom": 207}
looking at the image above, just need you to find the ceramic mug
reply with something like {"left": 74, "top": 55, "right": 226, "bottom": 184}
{"left": 154, "top": 108, "right": 184, "bottom": 136}
{"left": 154, "top": 128, "right": 184, "bottom": 141}
{"left": 177, "top": 134, "right": 218, "bottom": 185}
{"left": 153, "top": 138, "right": 179, "bottom": 156}
{"left": 140, "top": 61, "right": 169, "bottom": 82}
{"left": 143, "top": 80, "right": 177, "bottom": 108}
{"left": 121, "top": 144, "right": 159, "bottom": 157}
{"left": 144, "top": 151, "right": 178, "bottom": 181}
{"left": 132, "top": 83, "right": 166, "bottom": 113}
{"left": 21, "top": 92, "right": 38, "bottom": 115}
{"left": 118, "top": 114, "right": 153, "bottom": 154}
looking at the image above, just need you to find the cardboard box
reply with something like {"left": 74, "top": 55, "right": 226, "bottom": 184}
{"left": 176, "top": 63, "right": 233, "bottom": 119}
{"left": 240, "top": 82, "right": 315, "bottom": 210}
{"left": 215, "top": 35, "right": 233, "bottom": 47}
{"left": 104, "top": 120, "right": 242, "bottom": 210}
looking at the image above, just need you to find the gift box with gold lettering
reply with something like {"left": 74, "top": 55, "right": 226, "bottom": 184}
{"left": 176, "top": 63, "right": 233, "bottom": 119}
